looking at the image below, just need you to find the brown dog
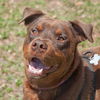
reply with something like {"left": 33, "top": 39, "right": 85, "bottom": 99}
{"left": 20, "top": 8, "right": 100, "bottom": 100}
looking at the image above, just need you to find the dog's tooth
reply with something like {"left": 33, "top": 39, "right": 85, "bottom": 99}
{"left": 39, "top": 69, "right": 43, "bottom": 72}
{"left": 38, "top": 69, "right": 43, "bottom": 73}
{"left": 29, "top": 65, "right": 35, "bottom": 73}
{"left": 29, "top": 65, "right": 33, "bottom": 71}
{"left": 29, "top": 65, "right": 43, "bottom": 74}
{"left": 34, "top": 69, "right": 43, "bottom": 74}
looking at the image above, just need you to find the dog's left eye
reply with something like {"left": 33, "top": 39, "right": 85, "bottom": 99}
{"left": 56, "top": 34, "right": 67, "bottom": 41}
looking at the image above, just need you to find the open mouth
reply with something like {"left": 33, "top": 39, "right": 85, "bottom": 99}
{"left": 28, "top": 58, "right": 50, "bottom": 76}
{"left": 28, "top": 57, "right": 59, "bottom": 77}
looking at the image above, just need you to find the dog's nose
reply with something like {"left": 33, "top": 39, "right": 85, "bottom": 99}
{"left": 32, "top": 39, "right": 48, "bottom": 51}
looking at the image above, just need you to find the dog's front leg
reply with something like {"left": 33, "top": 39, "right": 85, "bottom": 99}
{"left": 23, "top": 81, "right": 39, "bottom": 100}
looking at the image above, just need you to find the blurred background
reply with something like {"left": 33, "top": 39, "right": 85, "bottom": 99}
{"left": 0, "top": 0, "right": 100, "bottom": 100}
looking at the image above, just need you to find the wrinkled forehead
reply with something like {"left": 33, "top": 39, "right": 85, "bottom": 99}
{"left": 29, "top": 17, "right": 70, "bottom": 31}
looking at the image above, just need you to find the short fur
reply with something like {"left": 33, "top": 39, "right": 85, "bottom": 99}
{"left": 20, "top": 8, "right": 100, "bottom": 100}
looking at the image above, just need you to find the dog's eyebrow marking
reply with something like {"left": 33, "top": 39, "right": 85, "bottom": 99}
{"left": 37, "top": 24, "right": 43, "bottom": 31}
{"left": 55, "top": 29, "right": 62, "bottom": 35}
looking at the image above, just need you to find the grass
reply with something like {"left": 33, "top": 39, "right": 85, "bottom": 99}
{"left": 0, "top": 0, "right": 100, "bottom": 100}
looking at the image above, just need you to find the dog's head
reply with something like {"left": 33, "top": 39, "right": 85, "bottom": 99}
{"left": 21, "top": 8, "right": 93, "bottom": 89}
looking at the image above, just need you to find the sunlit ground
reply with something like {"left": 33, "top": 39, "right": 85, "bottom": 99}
{"left": 0, "top": 0, "right": 100, "bottom": 100}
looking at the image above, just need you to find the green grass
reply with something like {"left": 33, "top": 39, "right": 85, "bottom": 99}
{"left": 0, "top": 0, "right": 100, "bottom": 100}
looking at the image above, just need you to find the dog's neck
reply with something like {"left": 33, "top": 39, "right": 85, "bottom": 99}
{"left": 61, "top": 50, "right": 83, "bottom": 82}
{"left": 51, "top": 50, "right": 83, "bottom": 89}
{"left": 55, "top": 53, "right": 85, "bottom": 100}
{"left": 55, "top": 50, "right": 95, "bottom": 100}
{"left": 24, "top": 50, "right": 86, "bottom": 100}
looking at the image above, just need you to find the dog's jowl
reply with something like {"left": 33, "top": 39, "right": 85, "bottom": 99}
{"left": 20, "top": 7, "right": 100, "bottom": 100}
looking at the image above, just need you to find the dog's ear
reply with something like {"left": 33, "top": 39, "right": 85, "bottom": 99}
{"left": 19, "top": 7, "right": 45, "bottom": 25}
{"left": 70, "top": 20, "right": 93, "bottom": 43}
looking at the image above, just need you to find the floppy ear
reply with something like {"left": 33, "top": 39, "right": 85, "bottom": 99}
{"left": 19, "top": 7, "right": 45, "bottom": 25}
{"left": 69, "top": 20, "right": 93, "bottom": 43}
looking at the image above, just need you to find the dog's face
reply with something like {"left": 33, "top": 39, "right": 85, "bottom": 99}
{"left": 21, "top": 8, "right": 93, "bottom": 89}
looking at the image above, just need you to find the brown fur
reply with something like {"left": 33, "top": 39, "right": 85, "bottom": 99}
{"left": 20, "top": 8, "right": 100, "bottom": 100}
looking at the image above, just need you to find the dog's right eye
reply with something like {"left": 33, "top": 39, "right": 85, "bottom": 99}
{"left": 31, "top": 28, "right": 38, "bottom": 34}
